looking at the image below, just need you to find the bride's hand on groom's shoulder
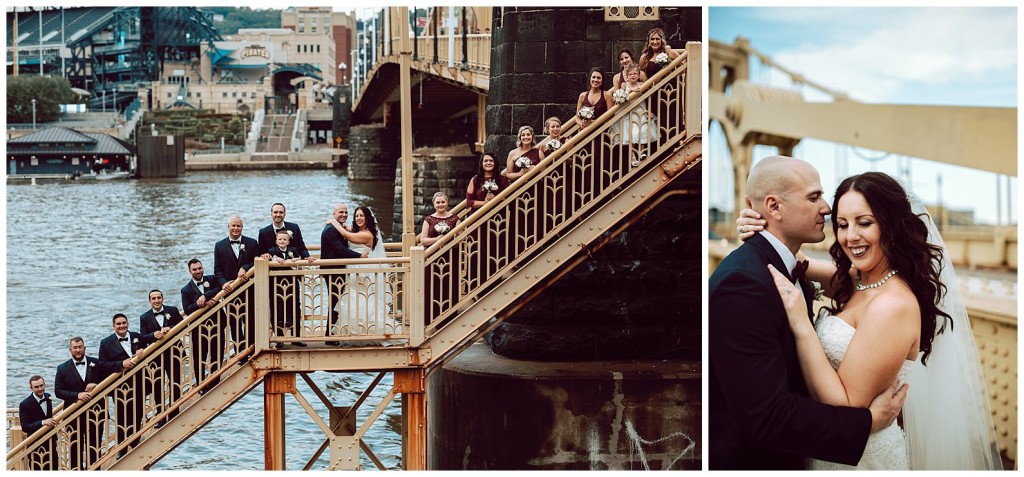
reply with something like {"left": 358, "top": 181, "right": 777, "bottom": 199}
{"left": 736, "top": 208, "right": 765, "bottom": 241}
{"left": 767, "top": 264, "right": 813, "bottom": 336}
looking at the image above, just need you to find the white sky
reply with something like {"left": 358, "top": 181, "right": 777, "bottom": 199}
{"left": 708, "top": 7, "right": 1018, "bottom": 225}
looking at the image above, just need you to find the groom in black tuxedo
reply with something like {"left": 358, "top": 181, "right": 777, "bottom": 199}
{"left": 320, "top": 204, "right": 363, "bottom": 345}
{"left": 19, "top": 375, "right": 57, "bottom": 469}
{"left": 214, "top": 215, "right": 261, "bottom": 350}
{"left": 709, "top": 156, "right": 907, "bottom": 469}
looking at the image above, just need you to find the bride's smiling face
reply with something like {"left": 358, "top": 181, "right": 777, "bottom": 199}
{"left": 354, "top": 209, "right": 366, "bottom": 229}
{"left": 835, "top": 191, "right": 890, "bottom": 279}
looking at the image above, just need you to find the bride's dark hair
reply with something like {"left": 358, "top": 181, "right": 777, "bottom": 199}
{"left": 353, "top": 206, "right": 379, "bottom": 250}
{"left": 827, "top": 172, "right": 951, "bottom": 365}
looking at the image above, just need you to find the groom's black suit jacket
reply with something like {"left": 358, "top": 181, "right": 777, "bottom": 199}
{"left": 708, "top": 232, "right": 871, "bottom": 469}
{"left": 320, "top": 224, "right": 362, "bottom": 265}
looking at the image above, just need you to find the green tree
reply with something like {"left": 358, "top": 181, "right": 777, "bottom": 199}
{"left": 6, "top": 75, "right": 74, "bottom": 124}
{"left": 208, "top": 7, "right": 282, "bottom": 36}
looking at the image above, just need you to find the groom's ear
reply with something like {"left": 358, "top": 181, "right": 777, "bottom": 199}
{"left": 764, "top": 194, "right": 784, "bottom": 220}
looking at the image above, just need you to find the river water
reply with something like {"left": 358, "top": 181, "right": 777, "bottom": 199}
{"left": 5, "top": 170, "right": 403, "bottom": 470}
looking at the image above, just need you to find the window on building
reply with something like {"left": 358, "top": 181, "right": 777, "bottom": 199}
{"left": 223, "top": 92, "right": 228, "bottom": 98}
{"left": 316, "top": 45, "right": 320, "bottom": 53}
{"left": 167, "top": 92, "right": 172, "bottom": 98}
{"left": 232, "top": 92, "right": 237, "bottom": 98}
{"left": 604, "top": 6, "right": 659, "bottom": 21}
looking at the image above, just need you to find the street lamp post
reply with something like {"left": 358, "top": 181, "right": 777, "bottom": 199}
{"left": 242, "top": 117, "right": 248, "bottom": 145}
{"left": 31, "top": 99, "right": 36, "bottom": 129}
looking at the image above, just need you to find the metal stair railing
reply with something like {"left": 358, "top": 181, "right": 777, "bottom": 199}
{"left": 419, "top": 44, "right": 699, "bottom": 350}
{"left": 6, "top": 271, "right": 260, "bottom": 470}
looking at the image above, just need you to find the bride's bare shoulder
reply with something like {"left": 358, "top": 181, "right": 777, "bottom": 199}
{"left": 860, "top": 282, "right": 920, "bottom": 328}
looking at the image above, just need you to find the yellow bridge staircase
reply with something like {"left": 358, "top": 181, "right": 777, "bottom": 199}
{"left": 7, "top": 42, "right": 701, "bottom": 471}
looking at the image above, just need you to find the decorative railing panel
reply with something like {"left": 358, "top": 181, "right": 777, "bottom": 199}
{"left": 266, "top": 259, "right": 409, "bottom": 346}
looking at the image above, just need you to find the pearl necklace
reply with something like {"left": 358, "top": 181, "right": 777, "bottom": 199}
{"left": 856, "top": 269, "right": 898, "bottom": 291}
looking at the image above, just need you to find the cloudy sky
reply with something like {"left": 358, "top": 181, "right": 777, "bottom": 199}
{"left": 708, "top": 7, "right": 1017, "bottom": 225}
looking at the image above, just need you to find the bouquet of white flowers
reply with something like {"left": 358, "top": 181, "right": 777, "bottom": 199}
{"left": 433, "top": 222, "right": 450, "bottom": 235}
{"left": 482, "top": 179, "right": 499, "bottom": 193}
{"left": 612, "top": 88, "right": 629, "bottom": 104}
{"left": 546, "top": 139, "right": 562, "bottom": 151}
{"left": 578, "top": 106, "right": 595, "bottom": 120}
{"left": 515, "top": 156, "right": 533, "bottom": 170}
{"left": 654, "top": 52, "right": 670, "bottom": 67}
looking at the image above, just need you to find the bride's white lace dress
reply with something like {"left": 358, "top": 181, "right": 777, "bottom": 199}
{"left": 809, "top": 311, "right": 918, "bottom": 470}
{"left": 333, "top": 236, "right": 401, "bottom": 346}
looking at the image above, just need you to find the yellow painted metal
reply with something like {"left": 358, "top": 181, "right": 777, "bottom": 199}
{"left": 409, "top": 246, "right": 426, "bottom": 347}
{"left": 399, "top": 6, "right": 415, "bottom": 256}
{"left": 685, "top": 41, "right": 702, "bottom": 140}
{"left": 328, "top": 436, "right": 362, "bottom": 471}
{"left": 255, "top": 259, "right": 271, "bottom": 353}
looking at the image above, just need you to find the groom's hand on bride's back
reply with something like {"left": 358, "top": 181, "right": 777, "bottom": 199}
{"left": 868, "top": 379, "right": 909, "bottom": 433}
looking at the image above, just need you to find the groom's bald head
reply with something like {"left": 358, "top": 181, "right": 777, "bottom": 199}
{"left": 746, "top": 156, "right": 831, "bottom": 252}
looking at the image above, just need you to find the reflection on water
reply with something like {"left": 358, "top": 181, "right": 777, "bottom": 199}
{"left": 6, "top": 170, "right": 402, "bottom": 470}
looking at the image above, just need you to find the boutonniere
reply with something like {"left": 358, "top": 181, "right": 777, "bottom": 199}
{"left": 288, "top": 251, "right": 295, "bottom": 258}
{"left": 240, "top": 244, "right": 246, "bottom": 252}
{"left": 202, "top": 281, "right": 210, "bottom": 288}
{"left": 88, "top": 362, "right": 96, "bottom": 369}
{"left": 812, "top": 281, "right": 824, "bottom": 302}
{"left": 132, "top": 337, "right": 139, "bottom": 344}
{"left": 287, "top": 230, "right": 293, "bottom": 238}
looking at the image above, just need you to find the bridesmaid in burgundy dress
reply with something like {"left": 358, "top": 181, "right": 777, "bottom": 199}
{"left": 503, "top": 125, "right": 545, "bottom": 182}
{"left": 465, "top": 152, "right": 511, "bottom": 286}
{"left": 574, "top": 67, "right": 613, "bottom": 129}
{"left": 537, "top": 116, "right": 568, "bottom": 156}
{"left": 419, "top": 192, "right": 460, "bottom": 323}
{"left": 637, "top": 28, "right": 680, "bottom": 80}
{"left": 419, "top": 192, "right": 460, "bottom": 247}
{"left": 466, "top": 152, "right": 510, "bottom": 213}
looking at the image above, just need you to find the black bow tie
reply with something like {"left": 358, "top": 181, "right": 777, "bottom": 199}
{"left": 230, "top": 240, "right": 241, "bottom": 245}
{"left": 118, "top": 337, "right": 129, "bottom": 342}
{"left": 75, "top": 361, "right": 85, "bottom": 366}
{"left": 791, "top": 260, "right": 809, "bottom": 283}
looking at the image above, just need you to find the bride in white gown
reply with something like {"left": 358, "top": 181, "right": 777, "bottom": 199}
{"left": 328, "top": 206, "right": 401, "bottom": 346}
{"left": 745, "top": 172, "right": 1001, "bottom": 470}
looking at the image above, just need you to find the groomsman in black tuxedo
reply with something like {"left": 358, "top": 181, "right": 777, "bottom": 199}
{"left": 140, "top": 290, "right": 186, "bottom": 424}
{"left": 214, "top": 215, "right": 260, "bottom": 350}
{"left": 19, "top": 375, "right": 57, "bottom": 469}
{"left": 320, "top": 204, "right": 363, "bottom": 346}
{"left": 258, "top": 202, "right": 315, "bottom": 262}
{"left": 182, "top": 258, "right": 224, "bottom": 392}
{"left": 182, "top": 258, "right": 224, "bottom": 315}
{"left": 99, "top": 313, "right": 153, "bottom": 458}
{"left": 54, "top": 336, "right": 124, "bottom": 469}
